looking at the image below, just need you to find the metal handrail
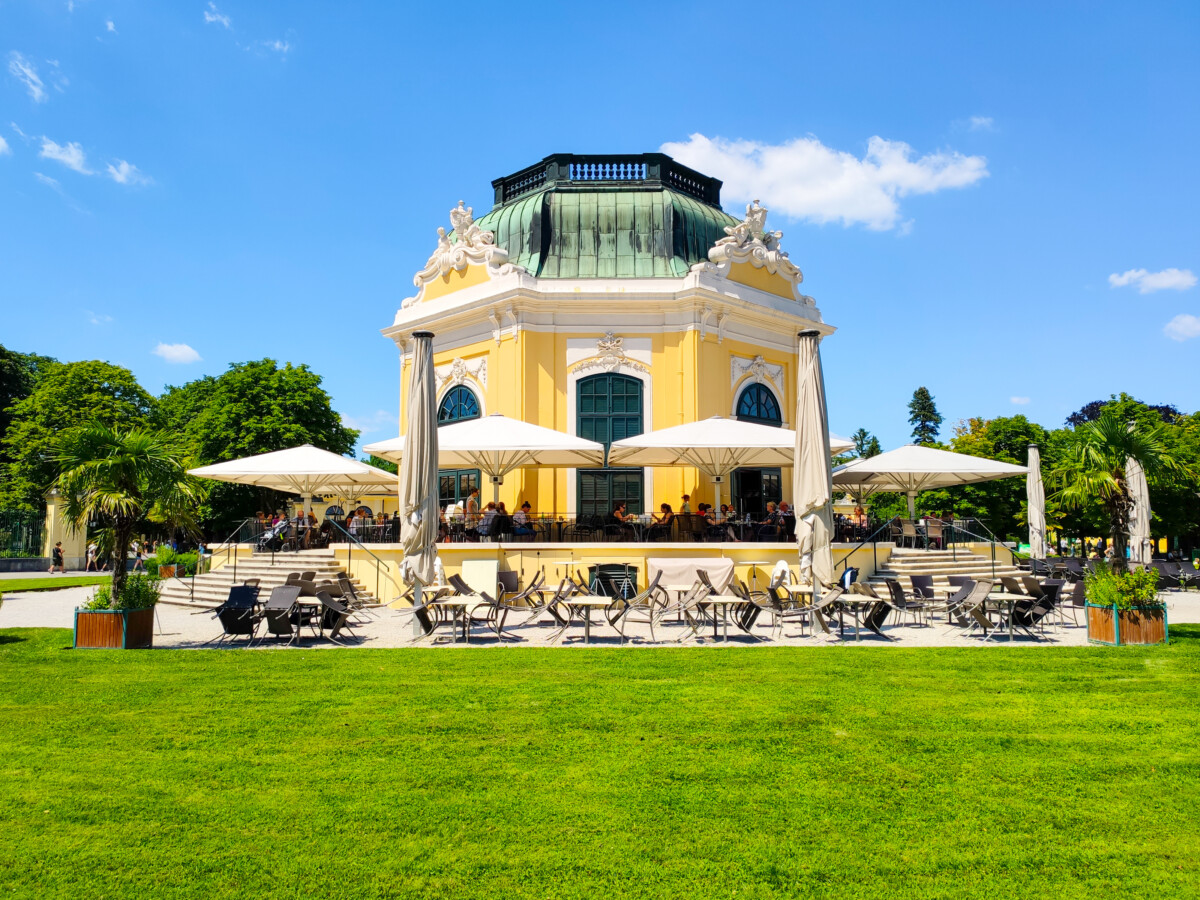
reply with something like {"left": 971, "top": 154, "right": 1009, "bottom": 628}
{"left": 835, "top": 516, "right": 901, "bottom": 576}
{"left": 326, "top": 518, "right": 403, "bottom": 603}
{"left": 211, "top": 518, "right": 255, "bottom": 585}
{"left": 945, "top": 521, "right": 1007, "bottom": 580}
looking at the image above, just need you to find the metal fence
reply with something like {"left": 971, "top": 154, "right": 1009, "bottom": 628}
{"left": 0, "top": 510, "right": 45, "bottom": 558}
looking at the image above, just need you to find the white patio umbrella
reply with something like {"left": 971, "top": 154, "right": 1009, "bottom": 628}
{"left": 365, "top": 413, "right": 606, "bottom": 503}
{"left": 832, "top": 445, "right": 1027, "bottom": 518}
{"left": 1127, "top": 453, "right": 1152, "bottom": 566}
{"left": 607, "top": 416, "right": 853, "bottom": 512}
{"left": 1026, "top": 444, "right": 1047, "bottom": 559}
{"left": 396, "top": 331, "right": 440, "bottom": 585}
{"left": 793, "top": 330, "right": 835, "bottom": 588}
{"left": 188, "top": 444, "right": 397, "bottom": 518}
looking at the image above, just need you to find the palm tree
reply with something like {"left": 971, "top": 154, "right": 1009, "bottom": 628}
{"left": 53, "top": 426, "right": 201, "bottom": 602}
{"left": 1053, "top": 409, "right": 1188, "bottom": 570}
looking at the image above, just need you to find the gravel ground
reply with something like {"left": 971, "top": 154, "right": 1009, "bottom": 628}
{"left": 2, "top": 586, "right": 1196, "bottom": 649}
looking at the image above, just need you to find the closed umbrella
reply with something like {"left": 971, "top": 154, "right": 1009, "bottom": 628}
{"left": 1127, "top": 453, "right": 1152, "bottom": 566}
{"left": 365, "top": 413, "right": 606, "bottom": 504}
{"left": 793, "top": 330, "right": 834, "bottom": 587}
{"left": 608, "top": 417, "right": 853, "bottom": 512}
{"left": 1026, "top": 444, "right": 1047, "bottom": 559}
{"left": 397, "top": 331, "right": 439, "bottom": 585}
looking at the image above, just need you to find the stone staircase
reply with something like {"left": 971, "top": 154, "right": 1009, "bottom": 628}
{"left": 157, "top": 549, "right": 379, "bottom": 608}
{"left": 866, "top": 547, "right": 1025, "bottom": 592}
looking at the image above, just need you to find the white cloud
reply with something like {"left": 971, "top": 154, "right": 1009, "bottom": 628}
{"left": 153, "top": 342, "right": 202, "bottom": 364}
{"left": 1164, "top": 314, "right": 1200, "bottom": 342}
{"left": 661, "top": 133, "right": 988, "bottom": 231}
{"left": 263, "top": 39, "right": 291, "bottom": 54}
{"left": 106, "top": 159, "right": 151, "bottom": 186}
{"left": 341, "top": 410, "right": 398, "bottom": 435}
{"left": 87, "top": 311, "right": 113, "bottom": 325}
{"left": 44, "top": 59, "right": 68, "bottom": 94}
{"left": 106, "top": 20, "right": 116, "bottom": 33}
{"left": 39, "top": 137, "right": 91, "bottom": 174}
{"left": 0, "top": 135, "right": 9, "bottom": 156}
{"left": 968, "top": 116, "right": 995, "bottom": 132}
{"left": 34, "top": 172, "right": 59, "bottom": 188}
{"left": 8, "top": 52, "right": 46, "bottom": 103}
{"left": 1010, "top": 396, "right": 1031, "bottom": 405}
{"left": 204, "top": 2, "right": 231, "bottom": 28}
{"left": 10, "top": 122, "right": 30, "bottom": 140}
{"left": 1108, "top": 267, "right": 1197, "bottom": 294}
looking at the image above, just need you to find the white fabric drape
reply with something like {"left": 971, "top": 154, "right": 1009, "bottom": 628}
{"left": 397, "top": 332, "right": 439, "bottom": 585}
{"left": 1127, "top": 454, "right": 1152, "bottom": 566}
{"left": 793, "top": 331, "right": 834, "bottom": 588}
{"left": 1026, "top": 444, "right": 1047, "bottom": 560}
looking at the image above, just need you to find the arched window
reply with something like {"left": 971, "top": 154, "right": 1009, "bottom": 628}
{"left": 576, "top": 373, "right": 644, "bottom": 517}
{"left": 736, "top": 383, "right": 782, "bottom": 426}
{"left": 437, "top": 385, "right": 480, "bottom": 424}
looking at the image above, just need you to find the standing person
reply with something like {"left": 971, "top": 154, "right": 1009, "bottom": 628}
{"left": 49, "top": 541, "right": 65, "bottom": 574}
{"left": 680, "top": 494, "right": 692, "bottom": 514}
{"left": 85, "top": 541, "right": 98, "bottom": 572}
{"left": 465, "top": 488, "right": 481, "bottom": 526}
{"left": 132, "top": 540, "right": 145, "bottom": 572}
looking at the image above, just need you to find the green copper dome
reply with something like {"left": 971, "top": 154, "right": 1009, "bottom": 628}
{"left": 471, "top": 154, "right": 739, "bottom": 279}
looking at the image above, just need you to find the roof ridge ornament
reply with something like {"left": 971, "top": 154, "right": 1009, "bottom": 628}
{"left": 408, "top": 201, "right": 525, "bottom": 303}
{"left": 691, "top": 199, "right": 815, "bottom": 306}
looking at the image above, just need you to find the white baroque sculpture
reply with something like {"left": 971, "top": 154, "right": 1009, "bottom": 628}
{"left": 730, "top": 354, "right": 784, "bottom": 392}
{"left": 435, "top": 356, "right": 488, "bottom": 393}
{"left": 691, "top": 200, "right": 814, "bottom": 306}
{"left": 404, "top": 201, "right": 524, "bottom": 308}
{"left": 575, "top": 332, "right": 648, "bottom": 375}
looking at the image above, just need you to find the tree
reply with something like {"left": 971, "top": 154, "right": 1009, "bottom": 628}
{"left": 0, "top": 344, "right": 57, "bottom": 450}
{"left": 160, "top": 359, "right": 359, "bottom": 529}
{"left": 0, "top": 361, "right": 158, "bottom": 510}
{"left": 850, "top": 428, "right": 882, "bottom": 459}
{"left": 53, "top": 426, "right": 200, "bottom": 603}
{"left": 1053, "top": 409, "right": 1189, "bottom": 569}
{"left": 1067, "top": 394, "right": 1180, "bottom": 427}
{"left": 908, "top": 387, "right": 943, "bottom": 445}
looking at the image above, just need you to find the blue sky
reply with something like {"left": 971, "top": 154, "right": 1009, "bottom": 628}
{"left": 2, "top": 1, "right": 1197, "bottom": 453}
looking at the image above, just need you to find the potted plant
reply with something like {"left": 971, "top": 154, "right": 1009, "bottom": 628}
{"left": 1085, "top": 563, "right": 1168, "bottom": 645}
{"left": 74, "top": 573, "right": 161, "bottom": 649}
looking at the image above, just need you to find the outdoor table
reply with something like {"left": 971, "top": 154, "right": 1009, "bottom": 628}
{"left": 563, "top": 597, "right": 611, "bottom": 644}
{"left": 295, "top": 597, "right": 322, "bottom": 638}
{"left": 833, "top": 597, "right": 873, "bottom": 642}
{"left": 432, "top": 595, "right": 485, "bottom": 643}
{"left": 989, "top": 592, "right": 1025, "bottom": 641}
{"left": 699, "top": 595, "right": 748, "bottom": 641}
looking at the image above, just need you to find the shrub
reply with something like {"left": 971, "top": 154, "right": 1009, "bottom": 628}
{"left": 83, "top": 574, "right": 161, "bottom": 610}
{"left": 1085, "top": 563, "right": 1162, "bottom": 611}
{"left": 175, "top": 551, "right": 199, "bottom": 576}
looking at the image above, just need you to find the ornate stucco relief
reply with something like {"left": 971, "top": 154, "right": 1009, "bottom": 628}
{"left": 403, "top": 202, "right": 525, "bottom": 308}
{"left": 434, "top": 356, "right": 488, "bottom": 393}
{"left": 691, "top": 200, "right": 815, "bottom": 307}
{"left": 730, "top": 354, "right": 784, "bottom": 394}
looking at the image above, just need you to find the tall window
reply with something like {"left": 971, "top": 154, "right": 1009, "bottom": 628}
{"left": 436, "top": 386, "right": 480, "bottom": 506}
{"left": 577, "top": 373, "right": 644, "bottom": 518}
{"left": 736, "top": 383, "right": 782, "bottom": 426}
{"left": 438, "top": 385, "right": 481, "bottom": 424}
{"left": 733, "top": 383, "right": 782, "bottom": 518}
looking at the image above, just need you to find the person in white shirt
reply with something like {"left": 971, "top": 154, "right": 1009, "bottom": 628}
{"left": 513, "top": 500, "right": 535, "bottom": 536}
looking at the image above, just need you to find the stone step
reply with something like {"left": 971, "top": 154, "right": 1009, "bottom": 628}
{"left": 157, "top": 552, "right": 376, "bottom": 609}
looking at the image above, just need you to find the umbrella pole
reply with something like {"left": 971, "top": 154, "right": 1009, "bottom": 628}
{"left": 906, "top": 492, "right": 916, "bottom": 519}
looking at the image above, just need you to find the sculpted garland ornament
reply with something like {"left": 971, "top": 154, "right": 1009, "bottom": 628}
{"left": 574, "top": 332, "right": 649, "bottom": 375}
{"left": 405, "top": 201, "right": 524, "bottom": 307}
{"left": 691, "top": 200, "right": 814, "bottom": 306}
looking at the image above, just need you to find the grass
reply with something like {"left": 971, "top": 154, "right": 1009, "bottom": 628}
{"left": 0, "top": 575, "right": 108, "bottom": 594}
{"left": 0, "top": 629, "right": 1198, "bottom": 899}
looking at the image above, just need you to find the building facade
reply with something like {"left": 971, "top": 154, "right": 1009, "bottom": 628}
{"left": 383, "top": 153, "right": 834, "bottom": 518}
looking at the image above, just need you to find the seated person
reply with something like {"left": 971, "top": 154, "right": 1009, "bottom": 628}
{"left": 513, "top": 501, "right": 535, "bottom": 536}
{"left": 475, "top": 502, "right": 498, "bottom": 536}
{"left": 649, "top": 503, "right": 675, "bottom": 540}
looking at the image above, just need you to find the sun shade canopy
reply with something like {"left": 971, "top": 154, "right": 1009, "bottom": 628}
{"left": 831, "top": 444, "right": 1027, "bottom": 495}
{"left": 188, "top": 444, "right": 397, "bottom": 496}
{"left": 363, "top": 413, "right": 606, "bottom": 478}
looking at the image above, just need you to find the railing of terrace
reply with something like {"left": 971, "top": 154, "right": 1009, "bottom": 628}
{"left": 326, "top": 518, "right": 404, "bottom": 604}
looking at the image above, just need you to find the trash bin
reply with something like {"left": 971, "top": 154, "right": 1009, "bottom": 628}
{"left": 587, "top": 564, "right": 638, "bottom": 599}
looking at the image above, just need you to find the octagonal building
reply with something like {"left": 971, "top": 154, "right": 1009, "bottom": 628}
{"left": 384, "top": 152, "right": 833, "bottom": 518}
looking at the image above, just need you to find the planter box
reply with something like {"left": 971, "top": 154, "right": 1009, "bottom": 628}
{"left": 1086, "top": 602, "right": 1168, "bottom": 646}
{"left": 158, "top": 565, "right": 176, "bottom": 578}
{"left": 73, "top": 608, "right": 155, "bottom": 649}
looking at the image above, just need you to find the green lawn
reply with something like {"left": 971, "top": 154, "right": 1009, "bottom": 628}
{"left": 1, "top": 628, "right": 1198, "bottom": 899}
{"left": 0, "top": 575, "right": 108, "bottom": 593}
